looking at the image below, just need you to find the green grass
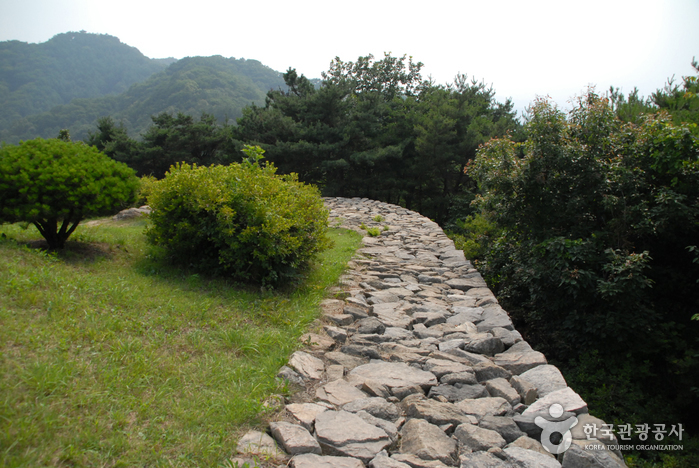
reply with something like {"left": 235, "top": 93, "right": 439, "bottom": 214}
{"left": 0, "top": 218, "right": 362, "bottom": 467}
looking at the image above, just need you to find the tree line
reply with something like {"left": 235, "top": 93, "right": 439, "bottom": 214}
{"left": 88, "top": 53, "right": 523, "bottom": 224}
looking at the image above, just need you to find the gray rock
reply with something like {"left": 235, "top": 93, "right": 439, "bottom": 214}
{"left": 489, "top": 327, "right": 521, "bottom": 347}
{"left": 406, "top": 398, "right": 475, "bottom": 426}
{"left": 356, "top": 410, "right": 399, "bottom": 442}
{"left": 503, "top": 340, "right": 533, "bottom": 354}
{"left": 492, "top": 351, "right": 547, "bottom": 375}
{"left": 399, "top": 418, "right": 457, "bottom": 465}
{"left": 485, "top": 378, "right": 521, "bottom": 406}
{"left": 362, "top": 379, "right": 393, "bottom": 399}
{"left": 506, "top": 435, "right": 554, "bottom": 458}
{"left": 342, "top": 397, "right": 402, "bottom": 422}
{"left": 346, "top": 304, "right": 370, "bottom": 317}
{"left": 561, "top": 440, "right": 627, "bottom": 468}
{"left": 428, "top": 383, "right": 488, "bottom": 402}
{"left": 448, "top": 306, "right": 484, "bottom": 324}
{"left": 316, "top": 379, "right": 368, "bottom": 406}
{"left": 369, "top": 450, "right": 412, "bottom": 468}
{"left": 478, "top": 415, "right": 527, "bottom": 444}
{"left": 445, "top": 277, "right": 487, "bottom": 291}
{"left": 458, "top": 451, "right": 511, "bottom": 468}
{"left": 440, "top": 371, "right": 478, "bottom": 386}
{"left": 291, "top": 453, "right": 365, "bottom": 468}
{"left": 424, "top": 358, "right": 472, "bottom": 379}
{"left": 473, "top": 361, "right": 512, "bottom": 382}
{"left": 443, "top": 348, "right": 491, "bottom": 365}
{"left": 519, "top": 365, "right": 567, "bottom": 398}
{"left": 476, "top": 305, "right": 514, "bottom": 332}
{"left": 504, "top": 446, "right": 562, "bottom": 467}
{"left": 325, "top": 351, "right": 367, "bottom": 370}
{"left": 341, "top": 344, "right": 382, "bottom": 360}
{"left": 438, "top": 338, "right": 466, "bottom": 352}
{"left": 391, "top": 453, "right": 451, "bottom": 468}
{"left": 285, "top": 402, "right": 330, "bottom": 431}
{"left": 510, "top": 375, "right": 538, "bottom": 405}
{"left": 392, "top": 385, "right": 426, "bottom": 399}
{"left": 324, "top": 325, "right": 348, "bottom": 343}
{"left": 277, "top": 365, "right": 305, "bottom": 386}
{"left": 236, "top": 430, "right": 284, "bottom": 457}
{"left": 270, "top": 421, "right": 322, "bottom": 455}
{"left": 523, "top": 387, "right": 588, "bottom": 416}
{"left": 464, "top": 335, "right": 505, "bottom": 356}
{"left": 348, "top": 361, "right": 438, "bottom": 391}
{"left": 453, "top": 423, "right": 507, "bottom": 451}
{"left": 315, "top": 410, "right": 391, "bottom": 463}
{"left": 455, "top": 397, "right": 513, "bottom": 420}
{"left": 357, "top": 317, "right": 387, "bottom": 334}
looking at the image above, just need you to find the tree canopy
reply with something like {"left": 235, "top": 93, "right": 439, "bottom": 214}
{"left": 0, "top": 138, "right": 138, "bottom": 249}
{"left": 470, "top": 92, "right": 699, "bottom": 431}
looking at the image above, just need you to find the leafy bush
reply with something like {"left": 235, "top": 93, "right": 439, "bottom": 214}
{"left": 469, "top": 92, "right": 699, "bottom": 441}
{"left": 135, "top": 175, "right": 158, "bottom": 206}
{"left": 145, "top": 147, "right": 329, "bottom": 285}
{"left": 446, "top": 213, "right": 499, "bottom": 261}
{"left": 0, "top": 138, "right": 138, "bottom": 249}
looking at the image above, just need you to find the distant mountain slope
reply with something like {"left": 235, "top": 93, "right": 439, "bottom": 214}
{"left": 0, "top": 32, "right": 173, "bottom": 131}
{"left": 1, "top": 55, "right": 287, "bottom": 143}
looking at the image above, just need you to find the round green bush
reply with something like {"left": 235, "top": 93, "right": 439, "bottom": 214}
{"left": 146, "top": 153, "right": 329, "bottom": 285}
{"left": 0, "top": 138, "right": 138, "bottom": 249}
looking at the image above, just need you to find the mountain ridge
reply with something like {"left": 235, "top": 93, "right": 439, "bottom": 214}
{"left": 0, "top": 32, "right": 287, "bottom": 143}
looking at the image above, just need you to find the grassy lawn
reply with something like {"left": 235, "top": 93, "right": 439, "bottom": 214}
{"left": 0, "top": 218, "right": 361, "bottom": 467}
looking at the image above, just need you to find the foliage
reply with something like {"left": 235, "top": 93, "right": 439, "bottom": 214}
{"left": 135, "top": 175, "right": 158, "bottom": 206}
{"left": 446, "top": 213, "right": 500, "bottom": 261}
{"left": 0, "top": 138, "right": 138, "bottom": 249}
{"left": 146, "top": 146, "right": 330, "bottom": 285}
{"left": 234, "top": 54, "right": 521, "bottom": 224}
{"left": 470, "top": 92, "right": 699, "bottom": 433}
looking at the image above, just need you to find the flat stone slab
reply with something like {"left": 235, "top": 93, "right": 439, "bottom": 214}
{"left": 519, "top": 364, "right": 567, "bottom": 398}
{"left": 291, "top": 453, "right": 365, "bottom": 468}
{"left": 316, "top": 379, "right": 368, "bottom": 406}
{"left": 270, "top": 421, "right": 321, "bottom": 455}
{"left": 286, "top": 402, "right": 330, "bottom": 431}
{"left": 492, "top": 351, "right": 547, "bottom": 375}
{"left": 348, "top": 361, "right": 438, "bottom": 390}
{"left": 455, "top": 397, "right": 513, "bottom": 420}
{"left": 315, "top": 410, "right": 391, "bottom": 463}
{"left": 505, "top": 446, "right": 562, "bottom": 468}
{"left": 289, "top": 351, "right": 325, "bottom": 381}
{"left": 523, "top": 387, "right": 588, "bottom": 416}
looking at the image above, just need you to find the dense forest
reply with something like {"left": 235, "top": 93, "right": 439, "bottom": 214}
{"left": 0, "top": 33, "right": 286, "bottom": 143}
{"left": 2, "top": 32, "right": 698, "bottom": 465}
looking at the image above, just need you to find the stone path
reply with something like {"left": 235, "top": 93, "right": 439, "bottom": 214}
{"left": 234, "top": 198, "right": 626, "bottom": 468}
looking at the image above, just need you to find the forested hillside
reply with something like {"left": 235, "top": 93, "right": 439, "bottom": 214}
{"left": 0, "top": 34, "right": 286, "bottom": 143}
{"left": 0, "top": 32, "right": 173, "bottom": 138}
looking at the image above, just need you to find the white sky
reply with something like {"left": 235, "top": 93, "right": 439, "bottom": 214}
{"left": 1, "top": 0, "right": 698, "bottom": 117}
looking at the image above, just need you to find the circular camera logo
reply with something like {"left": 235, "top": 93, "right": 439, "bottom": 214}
{"left": 534, "top": 403, "right": 579, "bottom": 454}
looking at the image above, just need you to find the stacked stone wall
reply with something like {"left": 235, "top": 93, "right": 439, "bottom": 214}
{"left": 234, "top": 198, "right": 626, "bottom": 468}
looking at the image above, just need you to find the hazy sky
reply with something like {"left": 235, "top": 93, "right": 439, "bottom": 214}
{"left": 1, "top": 0, "right": 698, "bottom": 116}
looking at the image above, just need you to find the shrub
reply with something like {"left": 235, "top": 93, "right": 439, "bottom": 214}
{"left": 0, "top": 138, "right": 138, "bottom": 249}
{"left": 146, "top": 148, "right": 329, "bottom": 285}
{"left": 135, "top": 175, "right": 158, "bottom": 206}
